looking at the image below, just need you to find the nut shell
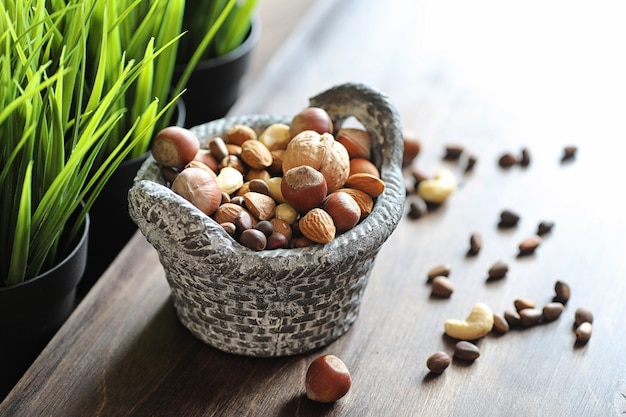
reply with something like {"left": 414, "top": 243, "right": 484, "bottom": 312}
{"left": 305, "top": 355, "right": 351, "bottom": 403}
{"left": 299, "top": 208, "right": 336, "bottom": 244}
{"left": 282, "top": 131, "right": 350, "bottom": 192}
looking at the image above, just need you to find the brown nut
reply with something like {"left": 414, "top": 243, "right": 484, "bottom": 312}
{"left": 426, "top": 351, "right": 451, "bottom": 374}
{"left": 349, "top": 158, "right": 380, "bottom": 178}
{"left": 171, "top": 167, "right": 221, "bottom": 216}
{"left": 344, "top": 173, "right": 385, "bottom": 198}
{"left": 305, "top": 354, "right": 351, "bottom": 403}
{"left": 281, "top": 165, "right": 328, "bottom": 214}
{"left": 299, "top": 208, "right": 336, "bottom": 244}
{"left": 282, "top": 131, "right": 350, "bottom": 192}
{"left": 225, "top": 124, "right": 257, "bottom": 146}
{"left": 336, "top": 188, "right": 373, "bottom": 220}
{"left": 243, "top": 191, "right": 276, "bottom": 221}
{"left": 258, "top": 123, "right": 291, "bottom": 151}
{"left": 321, "top": 191, "right": 361, "bottom": 233}
{"left": 290, "top": 107, "right": 333, "bottom": 137}
{"left": 240, "top": 139, "right": 273, "bottom": 169}
{"left": 431, "top": 276, "right": 454, "bottom": 298}
{"left": 454, "top": 341, "right": 480, "bottom": 361}
{"left": 152, "top": 126, "right": 199, "bottom": 169}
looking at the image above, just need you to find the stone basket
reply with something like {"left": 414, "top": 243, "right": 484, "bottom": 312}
{"left": 128, "top": 83, "right": 405, "bottom": 357}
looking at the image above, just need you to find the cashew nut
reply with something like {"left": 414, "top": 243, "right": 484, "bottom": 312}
{"left": 417, "top": 169, "right": 456, "bottom": 203}
{"left": 444, "top": 302, "right": 494, "bottom": 340}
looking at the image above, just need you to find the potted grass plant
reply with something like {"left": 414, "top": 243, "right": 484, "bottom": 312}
{"left": 81, "top": 0, "right": 244, "bottom": 287}
{"left": 0, "top": 0, "right": 185, "bottom": 398}
{"left": 173, "top": 0, "right": 260, "bottom": 128}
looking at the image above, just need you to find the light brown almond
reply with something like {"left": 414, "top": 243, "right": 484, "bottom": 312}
{"left": 240, "top": 140, "right": 273, "bottom": 169}
{"left": 243, "top": 192, "right": 276, "bottom": 221}
{"left": 344, "top": 173, "right": 385, "bottom": 198}
{"left": 299, "top": 208, "right": 336, "bottom": 244}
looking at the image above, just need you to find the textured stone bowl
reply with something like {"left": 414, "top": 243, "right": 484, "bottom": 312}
{"left": 128, "top": 83, "right": 405, "bottom": 357}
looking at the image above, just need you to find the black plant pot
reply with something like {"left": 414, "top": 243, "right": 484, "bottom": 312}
{"left": 0, "top": 214, "right": 89, "bottom": 400}
{"left": 173, "top": 19, "right": 260, "bottom": 128}
{"left": 79, "top": 100, "right": 186, "bottom": 296}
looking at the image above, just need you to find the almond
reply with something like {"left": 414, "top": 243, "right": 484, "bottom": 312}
{"left": 299, "top": 208, "right": 336, "bottom": 244}
{"left": 344, "top": 173, "right": 385, "bottom": 197}
{"left": 213, "top": 202, "right": 245, "bottom": 224}
{"left": 243, "top": 191, "right": 276, "bottom": 221}
{"left": 240, "top": 140, "right": 273, "bottom": 169}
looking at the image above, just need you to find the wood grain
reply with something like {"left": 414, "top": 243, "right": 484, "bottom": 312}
{"left": 3, "top": 0, "right": 626, "bottom": 415}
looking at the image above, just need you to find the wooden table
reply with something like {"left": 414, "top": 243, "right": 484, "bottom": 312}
{"left": 3, "top": 0, "right": 626, "bottom": 415}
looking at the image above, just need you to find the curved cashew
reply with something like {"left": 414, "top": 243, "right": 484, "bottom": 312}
{"left": 444, "top": 302, "right": 494, "bottom": 340}
{"left": 417, "top": 169, "right": 456, "bottom": 203}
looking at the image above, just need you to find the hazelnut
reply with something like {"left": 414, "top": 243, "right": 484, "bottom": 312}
{"left": 152, "top": 126, "right": 199, "bottom": 169}
{"left": 171, "top": 167, "right": 221, "bottom": 216}
{"left": 281, "top": 165, "right": 328, "bottom": 214}
{"left": 349, "top": 158, "right": 380, "bottom": 178}
{"left": 321, "top": 191, "right": 361, "bottom": 233}
{"left": 290, "top": 107, "right": 333, "bottom": 137}
{"left": 305, "top": 354, "right": 351, "bottom": 403}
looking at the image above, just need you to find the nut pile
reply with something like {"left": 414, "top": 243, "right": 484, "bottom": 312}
{"left": 150, "top": 107, "right": 386, "bottom": 251}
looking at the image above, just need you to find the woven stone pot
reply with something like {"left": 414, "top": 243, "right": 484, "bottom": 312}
{"left": 128, "top": 83, "right": 405, "bottom": 357}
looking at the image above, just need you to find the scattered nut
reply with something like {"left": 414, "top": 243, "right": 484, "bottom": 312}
{"left": 305, "top": 354, "right": 351, "bottom": 403}
{"left": 454, "top": 341, "right": 480, "bottom": 361}
{"left": 574, "top": 307, "right": 594, "bottom": 326}
{"left": 468, "top": 232, "right": 482, "bottom": 256}
{"left": 498, "top": 152, "right": 517, "bottom": 168}
{"left": 444, "top": 302, "right": 494, "bottom": 340}
{"left": 542, "top": 302, "right": 565, "bottom": 322}
{"left": 417, "top": 169, "right": 457, "bottom": 204}
{"left": 498, "top": 209, "right": 520, "bottom": 228}
{"left": 537, "top": 221, "right": 554, "bottom": 236}
{"left": 553, "top": 281, "right": 571, "bottom": 305}
{"left": 518, "top": 235, "right": 542, "bottom": 256}
{"left": 492, "top": 313, "right": 510, "bottom": 333}
{"left": 519, "top": 308, "right": 543, "bottom": 327}
{"left": 427, "top": 264, "right": 451, "bottom": 283}
{"left": 443, "top": 144, "right": 464, "bottom": 161}
{"left": 514, "top": 298, "right": 535, "bottom": 312}
{"left": 575, "top": 322, "right": 592, "bottom": 344}
{"left": 426, "top": 351, "right": 451, "bottom": 373}
{"left": 487, "top": 261, "right": 509, "bottom": 280}
{"left": 431, "top": 276, "right": 454, "bottom": 298}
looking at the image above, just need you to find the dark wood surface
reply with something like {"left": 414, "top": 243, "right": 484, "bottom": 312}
{"left": 3, "top": 0, "right": 626, "bottom": 415}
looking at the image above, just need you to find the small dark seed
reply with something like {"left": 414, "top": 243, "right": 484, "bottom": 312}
{"left": 468, "top": 232, "right": 482, "bottom": 256}
{"left": 574, "top": 307, "right": 594, "bottom": 326}
{"left": 518, "top": 235, "right": 542, "bottom": 256}
{"left": 464, "top": 155, "right": 478, "bottom": 173}
{"left": 233, "top": 210, "right": 253, "bottom": 234}
{"left": 498, "top": 152, "right": 517, "bottom": 168}
{"left": 443, "top": 144, "right": 464, "bottom": 161}
{"left": 492, "top": 313, "right": 510, "bottom": 333}
{"left": 561, "top": 145, "right": 578, "bottom": 162}
{"left": 519, "top": 308, "right": 543, "bottom": 327}
{"left": 427, "top": 264, "right": 451, "bottom": 282}
{"left": 498, "top": 209, "right": 520, "bottom": 228}
{"left": 255, "top": 220, "right": 274, "bottom": 237}
{"left": 266, "top": 232, "right": 288, "bottom": 250}
{"left": 504, "top": 310, "right": 522, "bottom": 328}
{"left": 518, "top": 147, "right": 531, "bottom": 167}
{"left": 487, "top": 261, "right": 509, "bottom": 280}
{"left": 454, "top": 341, "right": 480, "bottom": 361}
{"left": 431, "top": 276, "right": 454, "bottom": 298}
{"left": 248, "top": 179, "right": 271, "bottom": 195}
{"left": 575, "top": 322, "right": 592, "bottom": 343}
{"left": 427, "top": 351, "right": 451, "bottom": 373}
{"left": 220, "top": 222, "right": 237, "bottom": 236}
{"left": 407, "top": 199, "right": 426, "bottom": 220}
{"left": 542, "top": 302, "right": 565, "bottom": 322}
{"left": 514, "top": 298, "right": 536, "bottom": 312}
{"left": 554, "top": 281, "right": 571, "bottom": 304}
{"left": 537, "top": 221, "right": 555, "bottom": 236}
{"left": 239, "top": 228, "right": 267, "bottom": 251}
